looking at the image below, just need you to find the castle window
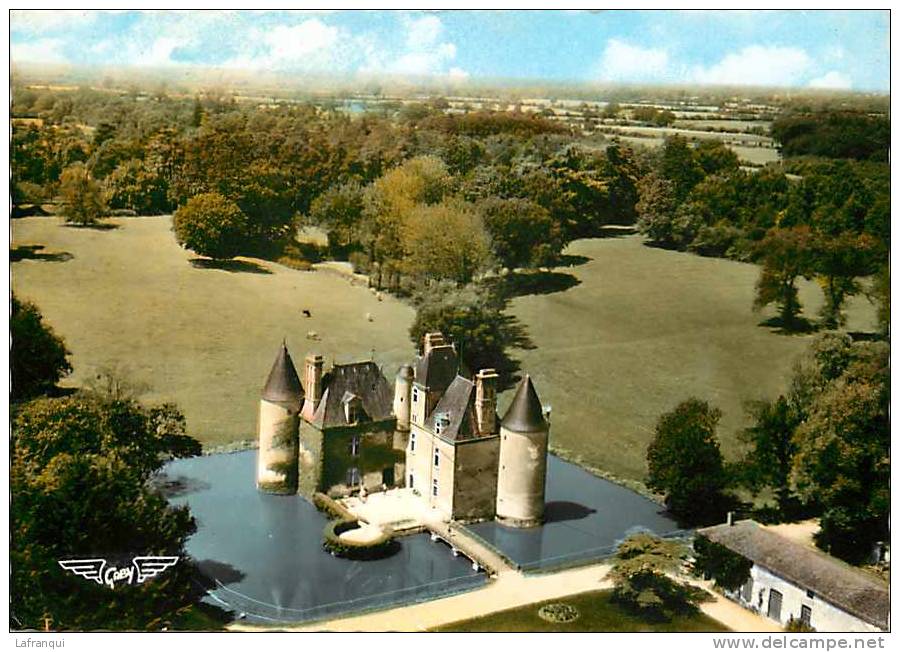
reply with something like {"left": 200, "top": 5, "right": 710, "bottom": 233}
{"left": 408, "top": 473, "right": 414, "bottom": 489}
{"left": 412, "top": 388, "right": 419, "bottom": 402}
{"left": 433, "top": 450, "right": 440, "bottom": 467}
{"left": 432, "top": 478, "right": 439, "bottom": 497}
{"left": 410, "top": 432, "right": 416, "bottom": 452}
{"left": 350, "top": 435, "right": 360, "bottom": 457}
{"left": 346, "top": 467, "right": 360, "bottom": 487}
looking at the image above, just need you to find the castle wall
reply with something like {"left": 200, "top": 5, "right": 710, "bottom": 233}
{"left": 452, "top": 436, "right": 500, "bottom": 522}
{"left": 303, "top": 420, "right": 405, "bottom": 498}
{"left": 257, "top": 399, "right": 299, "bottom": 494}
{"left": 298, "top": 419, "right": 324, "bottom": 498}
{"left": 495, "top": 424, "right": 549, "bottom": 527}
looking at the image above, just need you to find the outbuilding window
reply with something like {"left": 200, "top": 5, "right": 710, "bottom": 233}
{"left": 800, "top": 605, "right": 812, "bottom": 627}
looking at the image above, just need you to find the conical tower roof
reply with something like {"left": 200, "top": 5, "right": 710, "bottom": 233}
{"left": 262, "top": 342, "right": 304, "bottom": 406}
{"left": 501, "top": 374, "right": 547, "bottom": 433}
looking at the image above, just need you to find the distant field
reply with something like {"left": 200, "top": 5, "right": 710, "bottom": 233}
{"left": 12, "top": 217, "right": 875, "bottom": 483}
{"left": 609, "top": 133, "right": 780, "bottom": 166}
{"left": 11, "top": 216, "right": 415, "bottom": 447}
{"left": 500, "top": 234, "right": 876, "bottom": 482}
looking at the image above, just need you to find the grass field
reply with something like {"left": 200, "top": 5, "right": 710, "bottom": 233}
{"left": 11, "top": 217, "right": 876, "bottom": 484}
{"left": 11, "top": 216, "right": 415, "bottom": 447}
{"left": 502, "top": 234, "right": 876, "bottom": 482}
{"left": 432, "top": 589, "right": 729, "bottom": 632}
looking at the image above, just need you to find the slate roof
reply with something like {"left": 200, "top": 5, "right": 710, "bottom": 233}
{"left": 428, "top": 376, "right": 477, "bottom": 442}
{"left": 308, "top": 361, "right": 394, "bottom": 429}
{"left": 261, "top": 343, "right": 303, "bottom": 407}
{"left": 698, "top": 520, "right": 889, "bottom": 630}
{"left": 414, "top": 345, "right": 464, "bottom": 392}
{"left": 501, "top": 375, "right": 547, "bottom": 433}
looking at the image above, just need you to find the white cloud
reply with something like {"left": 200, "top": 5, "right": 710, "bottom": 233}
{"left": 405, "top": 15, "right": 443, "bottom": 50}
{"left": 597, "top": 39, "right": 669, "bottom": 82}
{"left": 691, "top": 45, "right": 812, "bottom": 87}
{"left": 11, "top": 38, "right": 68, "bottom": 64}
{"left": 264, "top": 20, "right": 340, "bottom": 64}
{"left": 808, "top": 70, "right": 852, "bottom": 90}
{"left": 448, "top": 67, "right": 469, "bottom": 80}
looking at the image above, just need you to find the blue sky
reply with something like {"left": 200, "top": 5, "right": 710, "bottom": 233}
{"left": 10, "top": 9, "right": 890, "bottom": 91}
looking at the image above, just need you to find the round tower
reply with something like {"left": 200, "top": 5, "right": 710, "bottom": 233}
{"left": 393, "top": 364, "right": 414, "bottom": 432}
{"left": 495, "top": 375, "right": 550, "bottom": 528}
{"left": 257, "top": 342, "right": 303, "bottom": 494}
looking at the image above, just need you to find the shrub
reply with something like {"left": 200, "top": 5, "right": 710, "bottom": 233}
{"left": 538, "top": 603, "right": 579, "bottom": 623}
{"left": 172, "top": 192, "right": 249, "bottom": 260}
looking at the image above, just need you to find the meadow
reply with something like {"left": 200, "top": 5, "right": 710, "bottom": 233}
{"left": 12, "top": 216, "right": 876, "bottom": 482}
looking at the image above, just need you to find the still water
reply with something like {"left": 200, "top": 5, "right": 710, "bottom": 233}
{"left": 160, "top": 451, "right": 484, "bottom": 624}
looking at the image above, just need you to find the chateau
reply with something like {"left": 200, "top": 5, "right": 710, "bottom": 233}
{"left": 256, "top": 332, "right": 551, "bottom": 527}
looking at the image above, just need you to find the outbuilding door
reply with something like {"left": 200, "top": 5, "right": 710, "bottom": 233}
{"left": 767, "top": 589, "right": 783, "bottom": 621}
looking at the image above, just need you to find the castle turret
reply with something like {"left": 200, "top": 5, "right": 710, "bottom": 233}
{"left": 393, "top": 364, "right": 414, "bottom": 431}
{"left": 495, "top": 375, "right": 549, "bottom": 527}
{"left": 257, "top": 343, "right": 303, "bottom": 494}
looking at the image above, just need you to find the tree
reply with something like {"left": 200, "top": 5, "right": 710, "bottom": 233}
{"left": 646, "top": 398, "right": 731, "bottom": 525}
{"left": 308, "top": 181, "right": 365, "bottom": 254}
{"left": 105, "top": 158, "right": 172, "bottom": 215}
{"left": 738, "top": 396, "right": 799, "bottom": 515}
{"left": 636, "top": 173, "right": 678, "bottom": 246}
{"left": 402, "top": 199, "right": 492, "bottom": 285}
{"left": 59, "top": 162, "right": 107, "bottom": 226}
{"left": 409, "top": 285, "right": 532, "bottom": 389}
{"left": 478, "top": 197, "right": 562, "bottom": 269}
{"left": 11, "top": 296, "right": 72, "bottom": 403}
{"left": 610, "top": 533, "right": 701, "bottom": 621}
{"left": 790, "top": 341, "right": 889, "bottom": 563}
{"left": 753, "top": 227, "right": 817, "bottom": 328}
{"left": 11, "top": 393, "right": 201, "bottom": 630}
{"left": 813, "top": 232, "right": 879, "bottom": 329}
{"left": 692, "top": 535, "right": 752, "bottom": 591}
{"left": 659, "top": 135, "right": 704, "bottom": 203}
{"left": 172, "top": 192, "right": 249, "bottom": 260}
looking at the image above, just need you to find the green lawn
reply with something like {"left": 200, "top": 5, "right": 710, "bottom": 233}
{"left": 432, "top": 589, "right": 730, "bottom": 632}
{"left": 12, "top": 217, "right": 876, "bottom": 483}
{"left": 11, "top": 216, "right": 415, "bottom": 447}
{"left": 500, "top": 234, "right": 876, "bottom": 482}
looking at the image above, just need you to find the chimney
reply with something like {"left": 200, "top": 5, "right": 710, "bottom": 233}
{"left": 475, "top": 368, "right": 498, "bottom": 434}
{"left": 423, "top": 332, "right": 446, "bottom": 356}
{"left": 305, "top": 354, "right": 324, "bottom": 412}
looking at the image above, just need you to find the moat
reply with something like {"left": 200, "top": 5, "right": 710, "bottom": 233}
{"left": 159, "top": 450, "right": 682, "bottom": 624}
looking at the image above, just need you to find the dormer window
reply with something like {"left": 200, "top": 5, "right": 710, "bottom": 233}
{"left": 434, "top": 412, "right": 451, "bottom": 436}
{"left": 342, "top": 392, "right": 361, "bottom": 424}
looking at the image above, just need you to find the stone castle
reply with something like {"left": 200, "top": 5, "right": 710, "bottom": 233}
{"left": 256, "top": 332, "right": 551, "bottom": 527}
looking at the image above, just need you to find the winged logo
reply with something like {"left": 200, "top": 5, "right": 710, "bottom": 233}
{"left": 58, "top": 559, "right": 106, "bottom": 585}
{"left": 132, "top": 556, "right": 180, "bottom": 583}
{"left": 58, "top": 556, "right": 179, "bottom": 588}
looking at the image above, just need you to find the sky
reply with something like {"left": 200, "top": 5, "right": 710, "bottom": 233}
{"left": 9, "top": 9, "right": 891, "bottom": 91}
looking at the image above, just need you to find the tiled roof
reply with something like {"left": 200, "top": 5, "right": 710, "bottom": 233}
{"left": 261, "top": 343, "right": 303, "bottom": 406}
{"left": 308, "top": 361, "right": 393, "bottom": 429}
{"left": 698, "top": 520, "right": 889, "bottom": 630}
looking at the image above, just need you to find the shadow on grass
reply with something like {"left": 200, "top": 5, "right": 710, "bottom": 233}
{"left": 63, "top": 221, "right": 120, "bottom": 230}
{"left": 757, "top": 315, "right": 819, "bottom": 335}
{"left": 492, "top": 271, "right": 581, "bottom": 300}
{"left": 848, "top": 330, "right": 883, "bottom": 343}
{"left": 555, "top": 253, "right": 592, "bottom": 268}
{"left": 543, "top": 501, "right": 597, "bottom": 524}
{"left": 10, "top": 244, "right": 74, "bottom": 263}
{"left": 190, "top": 258, "right": 272, "bottom": 275}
